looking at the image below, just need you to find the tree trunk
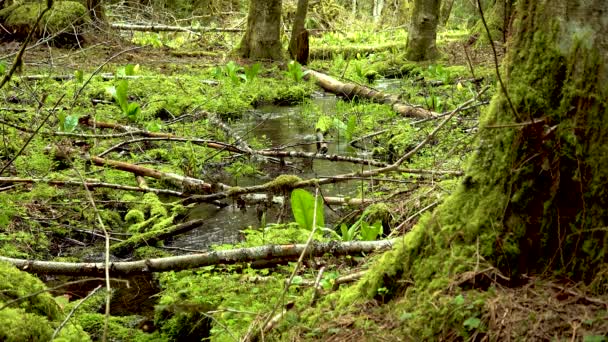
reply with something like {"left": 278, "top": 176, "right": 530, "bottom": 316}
{"left": 288, "top": 0, "right": 309, "bottom": 64}
{"left": 87, "top": 0, "right": 106, "bottom": 24}
{"left": 405, "top": 0, "right": 440, "bottom": 61}
{"left": 372, "top": 0, "right": 384, "bottom": 24}
{"left": 474, "top": 0, "right": 515, "bottom": 45}
{"left": 239, "top": 0, "right": 283, "bottom": 61}
{"left": 439, "top": 0, "right": 455, "bottom": 26}
{"left": 361, "top": 0, "right": 608, "bottom": 299}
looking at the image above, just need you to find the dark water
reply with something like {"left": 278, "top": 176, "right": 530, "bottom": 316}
{"left": 170, "top": 84, "right": 397, "bottom": 250}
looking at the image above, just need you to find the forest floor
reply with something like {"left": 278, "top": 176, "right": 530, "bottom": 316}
{"left": 1, "top": 26, "right": 606, "bottom": 341}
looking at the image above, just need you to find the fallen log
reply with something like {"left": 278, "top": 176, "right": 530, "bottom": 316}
{"left": 110, "top": 219, "right": 205, "bottom": 257}
{"left": 110, "top": 23, "right": 245, "bottom": 33}
{"left": 0, "top": 239, "right": 395, "bottom": 277}
{"left": 305, "top": 69, "right": 439, "bottom": 119}
{"left": 90, "top": 156, "right": 212, "bottom": 193}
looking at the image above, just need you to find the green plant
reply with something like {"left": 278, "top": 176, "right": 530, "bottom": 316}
{"left": 58, "top": 111, "right": 79, "bottom": 132}
{"left": 106, "top": 79, "right": 141, "bottom": 121}
{"left": 242, "top": 63, "right": 261, "bottom": 83}
{"left": 286, "top": 60, "right": 309, "bottom": 83}
{"left": 291, "top": 189, "right": 324, "bottom": 230}
{"left": 360, "top": 220, "right": 383, "bottom": 241}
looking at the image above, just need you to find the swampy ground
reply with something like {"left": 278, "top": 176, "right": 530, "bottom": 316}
{"left": 0, "top": 18, "right": 605, "bottom": 342}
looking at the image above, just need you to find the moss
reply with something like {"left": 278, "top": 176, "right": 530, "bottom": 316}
{"left": 0, "top": 1, "right": 89, "bottom": 42}
{"left": 125, "top": 209, "right": 146, "bottom": 225}
{"left": 265, "top": 174, "right": 303, "bottom": 192}
{"left": 0, "top": 261, "right": 61, "bottom": 320}
{"left": 0, "top": 262, "right": 91, "bottom": 341}
{"left": 0, "top": 307, "right": 54, "bottom": 342}
{"left": 76, "top": 313, "right": 162, "bottom": 341}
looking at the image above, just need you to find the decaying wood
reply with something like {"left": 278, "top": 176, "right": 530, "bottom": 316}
{"left": 110, "top": 219, "right": 206, "bottom": 257}
{"left": 305, "top": 69, "right": 439, "bottom": 119}
{"left": 0, "top": 177, "right": 185, "bottom": 196}
{"left": 0, "top": 240, "right": 395, "bottom": 277}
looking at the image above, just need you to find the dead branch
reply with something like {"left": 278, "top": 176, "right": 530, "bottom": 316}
{"left": 0, "top": 177, "right": 185, "bottom": 196}
{"left": 110, "top": 22, "right": 245, "bottom": 33}
{"left": 90, "top": 156, "right": 212, "bottom": 193}
{"left": 0, "top": 239, "right": 395, "bottom": 277}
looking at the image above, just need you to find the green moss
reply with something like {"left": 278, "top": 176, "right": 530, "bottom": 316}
{"left": 0, "top": 262, "right": 60, "bottom": 319}
{"left": 0, "top": 307, "right": 54, "bottom": 342}
{"left": 125, "top": 209, "right": 146, "bottom": 225}
{"left": 265, "top": 174, "right": 303, "bottom": 192}
{"left": 0, "top": 1, "right": 89, "bottom": 40}
{"left": 76, "top": 313, "right": 162, "bottom": 341}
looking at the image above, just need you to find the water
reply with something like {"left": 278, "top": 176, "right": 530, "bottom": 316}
{"left": 170, "top": 82, "right": 397, "bottom": 250}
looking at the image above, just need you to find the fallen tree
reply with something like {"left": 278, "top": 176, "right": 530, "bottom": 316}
{"left": 0, "top": 239, "right": 395, "bottom": 277}
{"left": 306, "top": 69, "right": 440, "bottom": 119}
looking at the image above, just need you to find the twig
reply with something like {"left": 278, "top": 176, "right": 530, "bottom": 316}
{"left": 51, "top": 285, "right": 103, "bottom": 340}
{"left": 310, "top": 266, "right": 326, "bottom": 306}
{"left": 476, "top": 0, "right": 522, "bottom": 121}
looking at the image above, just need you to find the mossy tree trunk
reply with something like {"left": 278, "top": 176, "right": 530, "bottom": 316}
{"left": 239, "top": 0, "right": 283, "bottom": 61}
{"left": 405, "top": 0, "right": 440, "bottom": 61}
{"left": 362, "top": 0, "right": 608, "bottom": 300}
{"left": 439, "top": 0, "right": 455, "bottom": 26}
{"left": 288, "top": 0, "right": 308, "bottom": 64}
{"left": 473, "top": 0, "right": 515, "bottom": 45}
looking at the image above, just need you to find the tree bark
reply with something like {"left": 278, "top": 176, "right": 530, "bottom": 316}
{"left": 239, "top": 0, "right": 283, "bottom": 60}
{"left": 439, "top": 0, "right": 455, "bottom": 26}
{"left": 405, "top": 0, "right": 441, "bottom": 61}
{"left": 288, "top": 0, "right": 309, "bottom": 64}
{"left": 362, "top": 0, "right": 608, "bottom": 300}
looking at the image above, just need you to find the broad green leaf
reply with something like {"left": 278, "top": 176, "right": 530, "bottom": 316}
{"left": 360, "top": 220, "right": 382, "bottom": 241}
{"left": 583, "top": 336, "right": 606, "bottom": 342}
{"left": 74, "top": 70, "right": 84, "bottom": 83}
{"left": 125, "top": 64, "right": 136, "bottom": 76}
{"left": 0, "top": 61, "right": 6, "bottom": 74}
{"left": 453, "top": 294, "right": 465, "bottom": 305}
{"left": 126, "top": 102, "right": 141, "bottom": 120}
{"left": 291, "top": 276, "right": 303, "bottom": 285}
{"left": 463, "top": 317, "right": 481, "bottom": 330}
{"left": 291, "top": 189, "right": 324, "bottom": 230}
{"left": 115, "top": 80, "right": 129, "bottom": 112}
{"left": 315, "top": 116, "right": 332, "bottom": 132}
{"left": 62, "top": 115, "right": 79, "bottom": 132}
{"left": 345, "top": 115, "right": 357, "bottom": 141}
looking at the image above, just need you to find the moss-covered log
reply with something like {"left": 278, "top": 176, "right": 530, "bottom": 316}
{"left": 306, "top": 69, "right": 439, "bottom": 119}
{"left": 0, "top": 1, "right": 89, "bottom": 45}
{"left": 360, "top": 0, "right": 608, "bottom": 300}
{"left": 110, "top": 219, "right": 206, "bottom": 257}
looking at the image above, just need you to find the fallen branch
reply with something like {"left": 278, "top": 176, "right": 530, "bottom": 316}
{"left": 305, "top": 69, "right": 439, "bottom": 119}
{"left": 110, "top": 22, "right": 245, "bottom": 33}
{"left": 0, "top": 239, "right": 395, "bottom": 277}
{"left": 90, "top": 156, "right": 212, "bottom": 193}
{"left": 0, "top": 177, "right": 185, "bottom": 196}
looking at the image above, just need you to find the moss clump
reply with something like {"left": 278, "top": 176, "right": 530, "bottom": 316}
{"left": 0, "top": 262, "right": 90, "bottom": 341}
{"left": 265, "top": 174, "right": 303, "bottom": 192}
{"left": 0, "top": 261, "right": 61, "bottom": 320}
{"left": 77, "top": 313, "right": 161, "bottom": 341}
{"left": 0, "top": 1, "right": 89, "bottom": 44}
{"left": 125, "top": 209, "right": 146, "bottom": 225}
